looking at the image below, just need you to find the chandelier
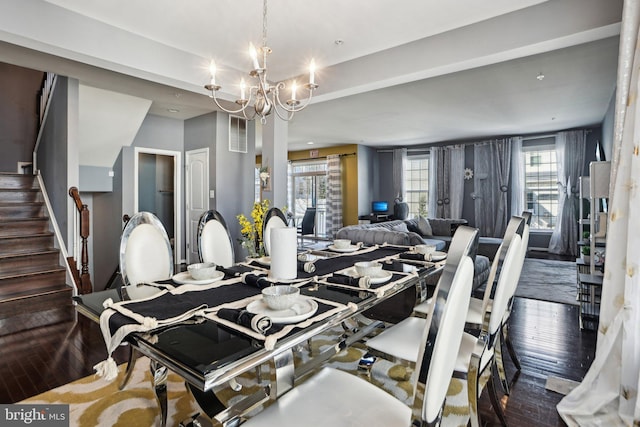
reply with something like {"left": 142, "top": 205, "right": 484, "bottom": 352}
{"left": 205, "top": 0, "right": 318, "bottom": 124}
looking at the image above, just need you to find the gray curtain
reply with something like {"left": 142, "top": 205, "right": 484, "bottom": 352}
{"left": 548, "top": 130, "right": 586, "bottom": 256}
{"left": 325, "top": 154, "right": 343, "bottom": 238}
{"left": 428, "top": 145, "right": 465, "bottom": 219}
{"left": 473, "top": 138, "right": 512, "bottom": 237}
{"left": 392, "top": 148, "right": 407, "bottom": 201}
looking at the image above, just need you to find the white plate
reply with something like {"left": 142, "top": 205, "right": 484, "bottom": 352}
{"left": 172, "top": 270, "right": 224, "bottom": 285}
{"left": 429, "top": 251, "right": 447, "bottom": 261}
{"left": 246, "top": 296, "right": 318, "bottom": 324}
{"left": 328, "top": 244, "right": 360, "bottom": 253}
{"left": 255, "top": 256, "right": 271, "bottom": 266}
{"left": 343, "top": 267, "right": 393, "bottom": 285}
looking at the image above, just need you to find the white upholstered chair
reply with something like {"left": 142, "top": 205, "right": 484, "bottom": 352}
{"left": 262, "top": 207, "right": 287, "bottom": 256}
{"left": 453, "top": 221, "right": 523, "bottom": 427}
{"left": 240, "top": 226, "right": 479, "bottom": 427}
{"left": 119, "top": 211, "right": 174, "bottom": 299}
{"left": 197, "top": 210, "right": 235, "bottom": 268}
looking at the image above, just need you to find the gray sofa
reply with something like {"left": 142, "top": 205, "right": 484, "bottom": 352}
{"left": 335, "top": 218, "right": 496, "bottom": 289}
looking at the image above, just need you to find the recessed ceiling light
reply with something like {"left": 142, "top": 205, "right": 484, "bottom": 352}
{"left": 307, "top": 141, "right": 315, "bottom": 145}
{"left": 167, "top": 108, "right": 180, "bottom": 113}
{"left": 334, "top": 39, "right": 344, "bottom": 46}
{"left": 536, "top": 72, "right": 545, "bottom": 81}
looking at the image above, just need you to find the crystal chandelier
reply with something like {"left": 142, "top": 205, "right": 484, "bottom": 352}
{"left": 205, "top": 0, "right": 318, "bottom": 124}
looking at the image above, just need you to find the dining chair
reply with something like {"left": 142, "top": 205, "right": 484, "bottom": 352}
{"left": 297, "top": 207, "right": 316, "bottom": 245}
{"left": 462, "top": 216, "right": 525, "bottom": 396}
{"left": 118, "top": 211, "right": 174, "bottom": 393}
{"left": 240, "top": 226, "right": 479, "bottom": 427}
{"left": 197, "top": 210, "right": 235, "bottom": 267}
{"left": 120, "top": 211, "right": 174, "bottom": 289}
{"left": 262, "top": 207, "right": 287, "bottom": 256}
{"left": 495, "top": 211, "right": 532, "bottom": 393}
{"left": 453, "top": 218, "right": 523, "bottom": 427}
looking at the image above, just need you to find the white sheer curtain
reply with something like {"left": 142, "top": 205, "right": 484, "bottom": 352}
{"left": 392, "top": 148, "right": 407, "bottom": 201}
{"left": 510, "top": 137, "right": 525, "bottom": 216}
{"left": 325, "top": 154, "right": 343, "bottom": 238}
{"left": 428, "top": 145, "right": 465, "bottom": 218}
{"left": 473, "top": 139, "right": 512, "bottom": 237}
{"left": 548, "top": 130, "right": 586, "bottom": 256}
{"left": 557, "top": 0, "right": 640, "bottom": 424}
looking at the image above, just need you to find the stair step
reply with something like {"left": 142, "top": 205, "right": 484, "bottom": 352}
{"left": 0, "top": 268, "right": 67, "bottom": 299}
{"left": 0, "top": 203, "right": 45, "bottom": 219}
{"left": 0, "top": 250, "right": 60, "bottom": 275}
{"left": 0, "top": 189, "right": 42, "bottom": 203}
{"left": 0, "top": 285, "right": 73, "bottom": 335}
{"left": 0, "top": 173, "right": 37, "bottom": 190}
{"left": 0, "top": 218, "right": 49, "bottom": 236}
{"left": 0, "top": 233, "right": 54, "bottom": 253}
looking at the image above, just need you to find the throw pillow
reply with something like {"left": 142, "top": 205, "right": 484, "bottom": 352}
{"left": 418, "top": 216, "right": 433, "bottom": 236}
{"left": 390, "top": 222, "right": 409, "bottom": 233}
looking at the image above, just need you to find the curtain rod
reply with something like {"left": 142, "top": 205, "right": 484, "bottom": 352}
{"left": 289, "top": 152, "right": 356, "bottom": 162}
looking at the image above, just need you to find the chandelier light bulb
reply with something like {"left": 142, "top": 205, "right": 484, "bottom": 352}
{"left": 249, "top": 43, "right": 260, "bottom": 70}
{"left": 309, "top": 59, "right": 315, "bottom": 85}
{"left": 209, "top": 61, "right": 217, "bottom": 86}
{"left": 291, "top": 81, "right": 297, "bottom": 101}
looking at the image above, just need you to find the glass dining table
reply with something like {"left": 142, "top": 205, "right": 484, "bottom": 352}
{"left": 74, "top": 244, "right": 442, "bottom": 427}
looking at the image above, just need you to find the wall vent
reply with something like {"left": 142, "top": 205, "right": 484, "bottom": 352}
{"left": 229, "top": 115, "right": 248, "bottom": 153}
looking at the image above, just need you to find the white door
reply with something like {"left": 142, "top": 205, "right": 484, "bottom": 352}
{"left": 186, "top": 149, "right": 210, "bottom": 264}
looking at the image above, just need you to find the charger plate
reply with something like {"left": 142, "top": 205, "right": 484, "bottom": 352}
{"left": 246, "top": 297, "right": 318, "bottom": 324}
{"left": 172, "top": 271, "right": 224, "bottom": 285}
{"left": 343, "top": 267, "right": 393, "bottom": 285}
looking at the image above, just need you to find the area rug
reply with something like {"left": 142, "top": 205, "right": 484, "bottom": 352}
{"left": 21, "top": 324, "right": 472, "bottom": 427}
{"left": 514, "top": 258, "right": 578, "bottom": 305}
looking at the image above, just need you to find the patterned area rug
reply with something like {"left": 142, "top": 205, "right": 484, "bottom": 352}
{"left": 514, "top": 258, "right": 578, "bottom": 305}
{"left": 21, "top": 324, "right": 474, "bottom": 426}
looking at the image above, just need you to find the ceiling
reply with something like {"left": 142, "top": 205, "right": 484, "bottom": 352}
{"left": 0, "top": 0, "right": 622, "bottom": 156}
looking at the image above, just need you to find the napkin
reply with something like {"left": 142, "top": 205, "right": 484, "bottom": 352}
{"left": 298, "top": 260, "right": 316, "bottom": 273}
{"left": 242, "top": 274, "right": 272, "bottom": 289}
{"left": 327, "top": 273, "right": 370, "bottom": 289}
{"left": 217, "top": 308, "right": 282, "bottom": 335}
{"left": 399, "top": 252, "right": 431, "bottom": 262}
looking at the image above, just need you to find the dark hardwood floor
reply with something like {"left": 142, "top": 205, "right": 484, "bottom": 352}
{"left": 0, "top": 254, "right": 596, "bottom": 426}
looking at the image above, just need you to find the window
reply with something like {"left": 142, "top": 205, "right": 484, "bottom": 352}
{"left": 288, "top": 160, "right": 327, "bottom": 236}
{"left": 521, "top": 139, "right": 558, "bottom": 230}
{"left": 404, "top": 155, "right": 429, "bottom": 218}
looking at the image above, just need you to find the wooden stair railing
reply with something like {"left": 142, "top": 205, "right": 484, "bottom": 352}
{"left": 68, "top": 187, "right": 92, "bottom": 294}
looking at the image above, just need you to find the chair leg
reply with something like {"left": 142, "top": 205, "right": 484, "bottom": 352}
{"left": 487, "top": 364, "right": 508, "bottom": 426}
{"left": 467, "top": 358, "right": 481, "bottom": 427}
{"left": 494, "top": 332, "right": 510, "bottom": 395}
{"left": 119, "top": 345, "right": 140, "bottom": 390}
{"left": 503, "top": 323, "right": 521, "bottom": 371}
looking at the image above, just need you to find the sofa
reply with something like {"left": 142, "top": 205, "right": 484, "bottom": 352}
{"left": 335, "top": 218, "right": 499, "bottom": 289}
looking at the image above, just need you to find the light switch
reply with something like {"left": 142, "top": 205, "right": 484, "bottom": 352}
{"left": 210, "top": 190, "right": 215, "bottom": 198}
{"left": 108, "top": 170, "right": 114, "bottom": 177}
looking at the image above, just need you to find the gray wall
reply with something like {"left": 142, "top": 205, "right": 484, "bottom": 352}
{"left": 184, "top": 111, "right": 257, "bottom": 261}
{"left": 36, "top": 76, "right": 72, "bottom": 244}
{"left": 357, "top": 145, "right": 379, "bottom": 217}
{"left": 91, "top": 152, "right": 123, "bottom": 290}
{"left": 79, "top": 165, "right": 113, "bottom": 192}
{"left": 0, "top": 62, "right": 43, "bottom": 172}
{"left": 601, "top": 90, "right": 616, "bottom": 160}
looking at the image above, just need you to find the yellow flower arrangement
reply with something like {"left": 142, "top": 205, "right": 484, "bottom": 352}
{"left": 237, "top": 199, "right": 270, "bottom": 257}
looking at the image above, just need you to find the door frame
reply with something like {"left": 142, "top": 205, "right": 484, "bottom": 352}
{"left": 134, "top": 147, "right": 182, "bottom": 265}
{"left": 185, "top": 148, "right": 210, "bottom": 264}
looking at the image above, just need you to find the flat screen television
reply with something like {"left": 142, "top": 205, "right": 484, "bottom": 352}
{"left": 371, "top": 201, "right": 388, "bottom": 214}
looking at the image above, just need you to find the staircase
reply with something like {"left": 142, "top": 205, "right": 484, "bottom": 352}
{"left": 0, "top": 173, "right": 73, "bottom": 336}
